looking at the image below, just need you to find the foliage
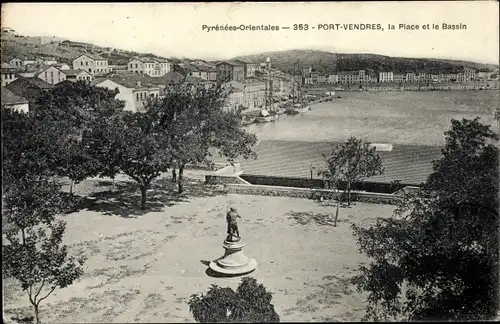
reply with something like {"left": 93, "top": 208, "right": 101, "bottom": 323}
{"left": 30, "top": 81, "right": 124, "bottom": 187}
{"left": 320, "top": 137, "right": 384, "bottom": 205}
{"left": 2, "top": 106, "right": 60, "bottom": 184}
{"left": 94, "top": 107, "right": 171, "bottom": 209}
{"left": 2, "top": 175, "right": 85, "bottom": 324}
{"left": 351, "top": 118, "right": 499, "bottom": 321}
{"left": 153, "top": 81, "right": 257, "bottom": 193}
{"left": 188, "top": 277, "right": 280, "bottom": 323}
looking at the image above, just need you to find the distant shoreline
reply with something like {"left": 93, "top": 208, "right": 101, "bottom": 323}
{"left": 306, "top": 81, "right": 499, "bottom": 93}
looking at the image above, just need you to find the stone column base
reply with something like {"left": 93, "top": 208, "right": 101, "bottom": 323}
{"left": 209, "top": 239, "right": 257, "bottom": 275}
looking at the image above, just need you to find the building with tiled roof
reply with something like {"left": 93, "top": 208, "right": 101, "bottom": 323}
{"left": 72, "top": 54, "right": 110, "bottom": 75}
{"left": 216, "top": 61, "right": 245, "bottom": 82}
{"left": 1, "top": 87, "right": 29, "bottom": 113}
{"left": 5, "top": 77, "right": 53, "bottom": 104}
{"left": 127, "top": 57, "right": 172, "bottom": 77}
{"left": 1, "top": 67, "right": 21, "bottom": 86}
{"left": 94, "top": 76, "right": 160, "bottom": 113}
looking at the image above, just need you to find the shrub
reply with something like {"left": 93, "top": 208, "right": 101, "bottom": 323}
{"left": 188, "top": 277, "right": 280, "bottom": 323}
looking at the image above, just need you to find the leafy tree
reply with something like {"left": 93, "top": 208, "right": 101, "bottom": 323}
{"left": 351, "top": 118, "right": 499, "bottom": 321}
{"left": 321, "top": 137, "right": 384, "bottom": 206}
{"left": 154, "top": 82, "right": 257, "bottom": 193}
{"left": 188, "top": 277, "right": 280, "bottom": 323}
{"left": 2, "top": 107, "right": 60, "bottom": 184}
{"left": 3, "top": 176, "right": 86, "bottom": 324}
{"left": 30, "top": 81, "right": 124, "bottom": 189}
{"left": 109, "top": 109, "right": 171, "bottom": 209}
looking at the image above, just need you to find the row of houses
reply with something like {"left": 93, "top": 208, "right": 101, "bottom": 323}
{"left": 2, "top": 54, "right": 293, "bottom": 115}
{"left": 219, "top": 59, "right": 295, "bottom": 110}
{"left": 302, "top": 66, "right": 498, "bottom": 85}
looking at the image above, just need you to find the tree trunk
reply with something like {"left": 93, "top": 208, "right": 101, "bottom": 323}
{"left": 140, "top": 185, "right": 147, "bottom": 210}
{"left": 347, "top": 182, "right": 351, "bottom": 206}
{"left": 177, "top": 165, "right": 184, "bottom": 194}
{"left": 34, "top": 303, "right": 40, "bottom": 324}
{"left": 334, "top": 196, "right": 340, "bottom": 227}
{"left": 69, "top": 179, "right": 74, "bottom": 197}
{"left": 172, "top": 168, "right": 177, "bottom": 183}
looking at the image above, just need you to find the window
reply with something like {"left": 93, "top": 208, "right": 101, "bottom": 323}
{"left": 81, "top": 61, "right": 83, "bottom": 66}
{"left": 45, "top": 71, "right": 47, "bottom": 78}
{"left": 86, "top": 61, "right": 88, "bottom": 66}
{"left": 89, "top": 68, "right": 91, "bottom": 73}
{"left": 135, "top": 64, "right": 138, "bottom": 69}
{"left": 136, "top": 93, "right": 139, "bottom": 101}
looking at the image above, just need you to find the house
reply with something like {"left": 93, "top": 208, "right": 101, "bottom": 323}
{"left": 72, "top": 54, "right": 110, "bottom": 75}
{"left": 1, "top": 68, "right": 19, "bottom": 86}
{"left": 64, "top": 70, "right": 93, "bottom": 82}
{"left": 1, "top": 62, "right": 11, "bottom": 69}
{"left": 225, "top": 77, "right": 266, "bottom": 110}
{"left": 338, "top": 71, "right": 360, "bottom": 84}
{"left": 378, "top": 71, "right": 394, "bottom": 83}
{"left": 216, "top": 61, "right": 245, "bottom": 82}
{"left": 9, "top": 57, "right": 23, "bottom": 68}
{"left": 1, "top": 87, "right": 29, "bottom": 113}
{"left": 44, "top": 58, "right": 58, "bottom": 66}
{"left": 93, "top": 76, "right": 160, "bottom": 113}
{"left": 127, "top": 57, "right": 172, "bottom": 77}
{"left": 5, "top": 77, "right": 53, "bottom": 104}
{"left": 37, "top": 66, "right": 67, "bottom": 85}
{"left": 22, "top": 57, "right": 37, "bottom": 66}
{"left": 185, "top": 64, "right": 217, "bottom": 81}
{"left": 406, "top": 72, "right": 416, "bottom": 82}
{"left": 54, "top": 63, "right": 71, "bottom": 71}
{"left": 393, "top": 73, "right": 406, "bottom": 83}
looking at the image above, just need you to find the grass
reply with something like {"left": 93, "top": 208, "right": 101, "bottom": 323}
{"left": 3, "top": 172, "right": 395, "bottom": 323}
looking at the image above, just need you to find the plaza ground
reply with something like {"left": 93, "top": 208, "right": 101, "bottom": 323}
{"left": 3, "top": 172, "right": 396, "bottom": 323}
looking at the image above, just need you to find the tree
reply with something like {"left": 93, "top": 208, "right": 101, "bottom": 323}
{"left": 154, "top": 82, "right": 257, "bottom": 194}
{"left": 188, "top": 277, "right": 280, "bottom": 323}
{"left": 110, "top": 109, "right": 171, "bottom": 209}
{"left": 3, "top": 176, "right": 86, "bottom": 324}
{"left": 351, "top": 118, "right": 499, "bottom": 321}
{"left": 30, "top": 81, "right": 124, "bottom": 190}
{"left": 321, "top": 137, "right": 384, "bottom": 206}
{"left": 2, "top": 106, "right": 61, "bottom": 184}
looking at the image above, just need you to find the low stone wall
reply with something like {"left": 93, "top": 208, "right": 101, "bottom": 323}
{"left": 224, "top": 184, "right": 400, "bottom": 205}
{"left": 206, "top": 175, "right": 249, "bottom": 185}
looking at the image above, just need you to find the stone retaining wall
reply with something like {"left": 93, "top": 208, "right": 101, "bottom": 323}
{"left": 206, "top": 175, "right": 249, "bottom": 185}
{"left": 224, "top": 184, "right": 400, "bottom": 205}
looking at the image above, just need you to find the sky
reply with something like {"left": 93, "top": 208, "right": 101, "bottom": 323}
{"left": 2, "top": 2, "right": 499, "bottom": 64}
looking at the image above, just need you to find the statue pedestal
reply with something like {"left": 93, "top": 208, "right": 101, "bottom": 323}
{"left": 209, "top": 238, "right": 257, "bottom": 276}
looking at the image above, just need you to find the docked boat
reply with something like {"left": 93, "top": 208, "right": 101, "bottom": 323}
{"left": 254, "top": 109, "right": 279, "bottom": 123}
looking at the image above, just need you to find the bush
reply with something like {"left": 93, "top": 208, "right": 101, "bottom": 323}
{"left": 188, "top": 277, "right": 280, "bottom": 323}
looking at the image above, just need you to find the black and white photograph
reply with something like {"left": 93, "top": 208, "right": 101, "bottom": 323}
{"left": 1, "top": 1, "right": 499, "bottom": 323}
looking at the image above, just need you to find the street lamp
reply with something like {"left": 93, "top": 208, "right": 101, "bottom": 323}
{"left": 309, "top": 164, "right": 316, "bottom": 180}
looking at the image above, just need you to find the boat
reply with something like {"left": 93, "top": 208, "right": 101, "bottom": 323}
{"left": 254, "top": 109, "right": 279, "bottom": 123}
{"left": 255, "top": 115, "right": 279, "bottom": 123}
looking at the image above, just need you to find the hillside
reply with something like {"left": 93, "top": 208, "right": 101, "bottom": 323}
{"left": 232, "top": 50, "right": 497, "bottom": 75}
{"left": 0, "top": 34, "right": 178, "bottom": 65}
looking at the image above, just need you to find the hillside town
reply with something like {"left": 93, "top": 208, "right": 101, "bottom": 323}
{"left": 2, "top": 37, "right": 499, "bottom": 116}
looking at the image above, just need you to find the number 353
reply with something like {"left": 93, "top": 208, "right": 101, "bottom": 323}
{"left": 293, "top": 24, "right": 309, "bottom": 30}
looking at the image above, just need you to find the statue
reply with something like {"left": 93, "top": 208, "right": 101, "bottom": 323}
{"left": 226, "top": 207, "right": 241, "bottom": 242}
{"left": 208, "top": 206, "right": 257, "bottom": 275}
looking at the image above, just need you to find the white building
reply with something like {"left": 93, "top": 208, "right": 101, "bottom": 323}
{"left": 327, "top": 74, "right": 339, "bottom": 84}
{"left": 1, "top": 68, "right": 18, "bottom": 86}
{"left": 72, "top": 54, "right": 110, "bottom": 75}
{"left": 94, "top": 77, "right": 160, "bottom": 112}
{"left": 378, "top": 71, "right": 394, "bottom": 83}
{"left": 1, "top": 87, "right": 29, "bottom": 113}
{"left": 127, "top": 57, "right": 172, "bottom": 77}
